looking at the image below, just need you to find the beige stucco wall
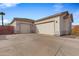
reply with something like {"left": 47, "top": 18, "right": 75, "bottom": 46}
{"left": 10, "top": 21, "right": 17, "bottom": 33}
{"left": 60, "top": 16, "right": 65, "bottom": 35}
{"left": 60, "top": 15, "right": 72, "bottom": 35}
{"left": 54, "top": 16, "right": 61, "bottom": 35}
{"left": 64, "top": 16, "right": 72, "bottom": 34}
{"left": 35, "top": 16, "right": 61, "bottom": 35}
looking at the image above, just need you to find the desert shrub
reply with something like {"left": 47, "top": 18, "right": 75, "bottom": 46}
{"left": 72, "top": 26, "right": 79, "bottom": 35}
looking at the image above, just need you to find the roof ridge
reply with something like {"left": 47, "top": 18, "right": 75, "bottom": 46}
{"left": 14, "top": 17, "right": 34, "bottom": 20}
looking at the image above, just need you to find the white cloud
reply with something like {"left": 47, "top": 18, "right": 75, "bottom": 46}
{"left": 73, "top": 10, "right": 79, "bottom": 21}
{"left": 72, "top": 23, "right": 79, "bottom": 25}
{"left": 0, "top": 19, "right": 11, "bottom": 25}
{"left": 72, "top": 10, "right": 79, "bottom": 25}
{"left": 53, "top": 4, "right": 64, "bottom": 12}
{"left": 73, "top": 10, "right": 79, "bottom": 19}
{"left": 0, "top": 3, "right": 19, "bottom": 8}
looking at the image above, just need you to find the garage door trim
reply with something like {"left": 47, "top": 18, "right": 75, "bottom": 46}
{"left": 18, "top": 23, "right": 31, "bottom": 33}
{"left": 35, "top": 21, "right": 54, "bottom": 25}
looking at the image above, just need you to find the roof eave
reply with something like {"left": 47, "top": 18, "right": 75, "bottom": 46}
{"left": 35, "top": 11, "right": 69, "bottom": 22}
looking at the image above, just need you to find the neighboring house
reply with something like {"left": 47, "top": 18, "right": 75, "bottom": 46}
{"left": 10, "top": 11, "right": 73, "bottom": 36}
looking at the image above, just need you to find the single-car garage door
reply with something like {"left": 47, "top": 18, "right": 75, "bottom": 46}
{"left": 19, "top": 23, "right": 31, "bottom": 33}
{"left": 36, "top": 21, "right": 55, "bottom": 35}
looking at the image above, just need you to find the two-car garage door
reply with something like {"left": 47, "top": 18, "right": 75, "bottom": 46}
{"left": 36, "top": 21, "right": 55, "bottom": 35}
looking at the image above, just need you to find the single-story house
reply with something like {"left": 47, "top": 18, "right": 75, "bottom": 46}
{"left": 10, "top": 11, "right": 73, "bottom": 36}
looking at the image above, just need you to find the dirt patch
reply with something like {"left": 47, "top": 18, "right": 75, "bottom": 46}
{"left": 60, "top": 35, "right": 79, "bottom": 39}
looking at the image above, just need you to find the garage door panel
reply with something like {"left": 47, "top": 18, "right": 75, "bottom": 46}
{"left": 19, "top": 24, "right": 31, "bottom": 33}
{"left": 36, "top": 22, "right": 55, "bottom": 35}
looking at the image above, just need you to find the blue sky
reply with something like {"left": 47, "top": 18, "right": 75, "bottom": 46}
{"left": 0, "top": 3, "right": 79, "bottom": 25}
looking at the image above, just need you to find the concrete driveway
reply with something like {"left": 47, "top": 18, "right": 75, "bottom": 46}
{"left": 0, "top": 34, "right": 79, "bottom": 56}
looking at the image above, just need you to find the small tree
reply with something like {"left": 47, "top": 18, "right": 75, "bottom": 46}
{"left": 0, "top": 12, "right": 5, "bottom": 26}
